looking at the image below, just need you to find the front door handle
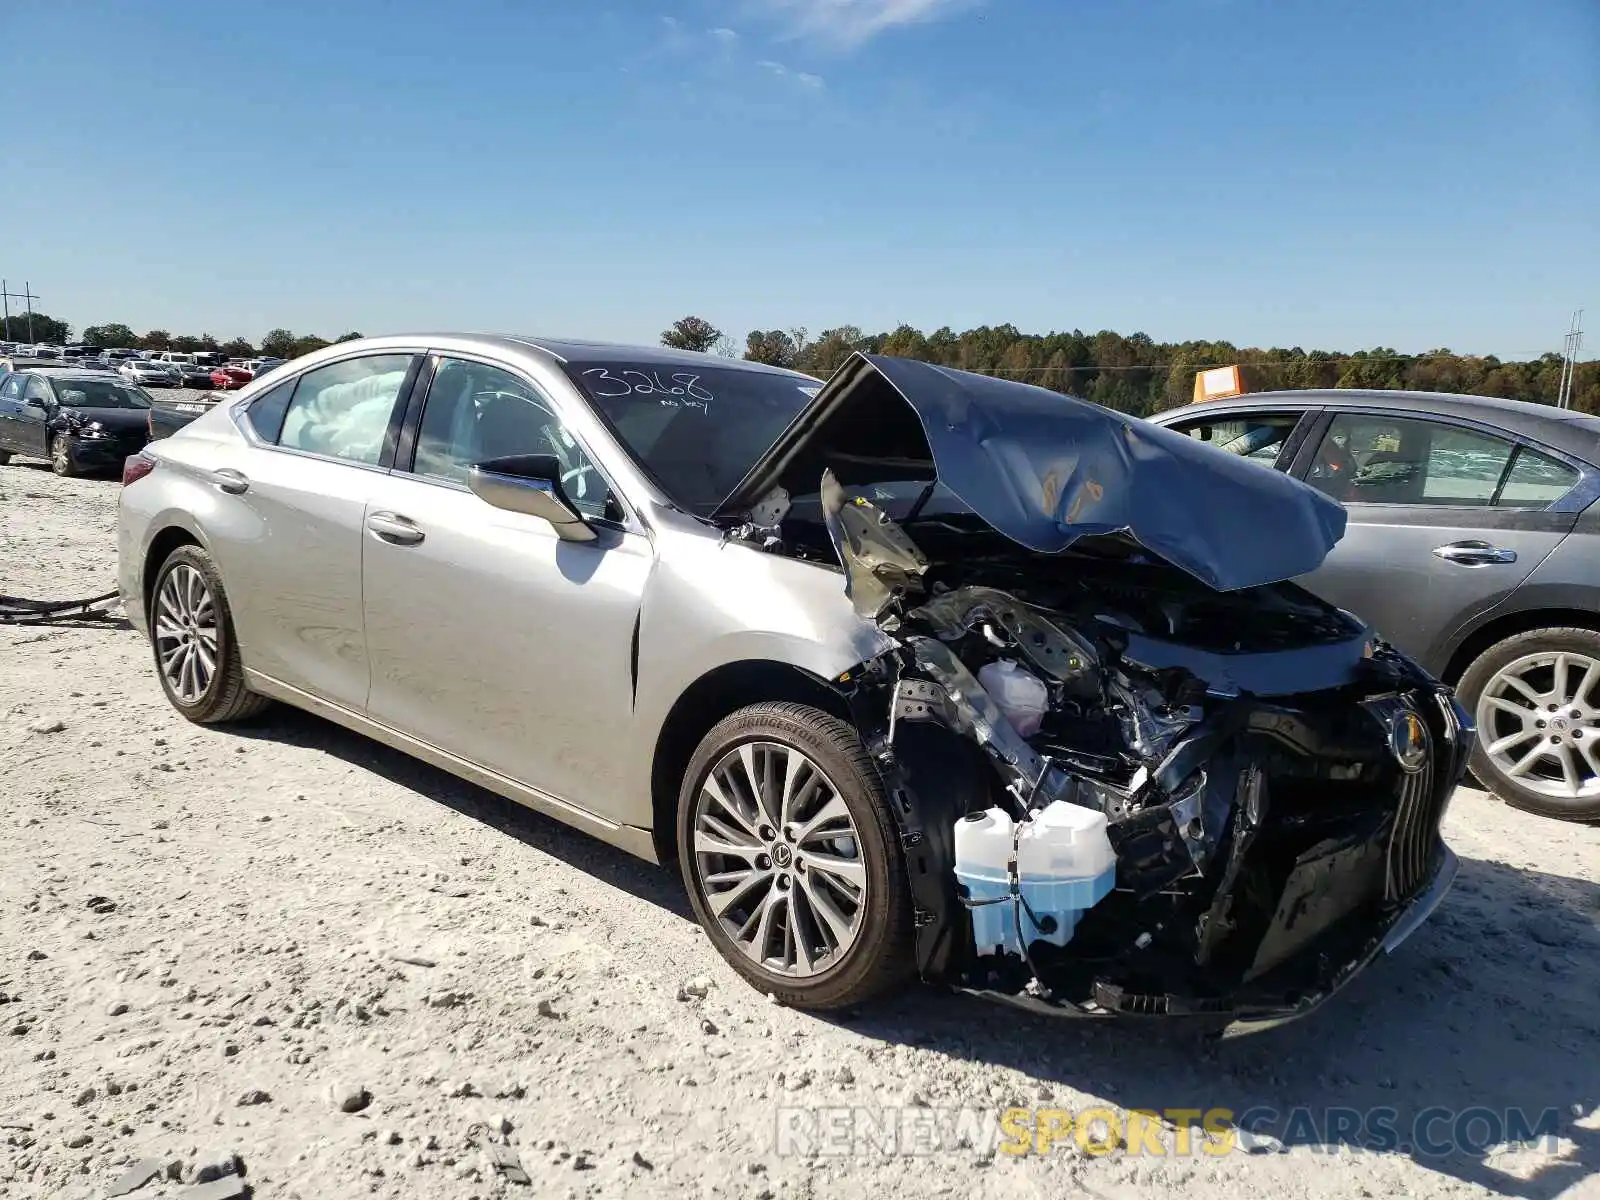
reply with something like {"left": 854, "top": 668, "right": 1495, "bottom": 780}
{"left": 1432, "top": 540, "right": 1517, "bottom": 566}
{"left": 209, "top": 468, "right": 250, "bottom": 494}
{"left": 366, "top": 512, "right": 425, "bottom": 546}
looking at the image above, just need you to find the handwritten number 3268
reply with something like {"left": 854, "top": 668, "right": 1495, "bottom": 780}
{"left": 583, "top": 368, "right": 713, "bottom": 405}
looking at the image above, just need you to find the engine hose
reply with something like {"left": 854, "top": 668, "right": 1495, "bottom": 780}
{"left": 0, "top": 589, "right": 121, "bottom": 625}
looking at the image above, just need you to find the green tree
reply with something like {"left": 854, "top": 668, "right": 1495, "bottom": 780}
{"left": 260, "top": 329, "right": 298, "bottom": 358}
{"left": 743, "top": 329, "right": 803, "bottom": 368}
{"left": 335, "top": 331, "right": 363, "bottom": 343}
{"left": 290, "top": 335, "right": 330, "bottom": 358}
{"left": 81, "top": 323, "right": 138, "bottom": 348}
{"left": 1, "top": 311, "right": 71, "bottom": 344}
{"left": 141, "top": 330, "right": 172, "bottom": 351}
{"left": 660, "top": 316, "right": 725, "bottom": 354}
{"left": 219, "top": 337, "right": 256, "bottom": 358}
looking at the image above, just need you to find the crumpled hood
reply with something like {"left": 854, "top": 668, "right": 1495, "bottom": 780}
{"left": 715, "top": 353, "right": 1348, "bottom": 593}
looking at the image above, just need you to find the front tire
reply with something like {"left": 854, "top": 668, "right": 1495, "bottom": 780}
{"left": 149, "top": 545, "right": 271, "bottom": 724}
{"left": 1458, "top": 626, "right": 1600, "bottom": 822}
{"left": 676, "top": 702, "right": 915, "bottom": 1010}
{"left": 50, "top": 434, "right": 77, "bottom": 477}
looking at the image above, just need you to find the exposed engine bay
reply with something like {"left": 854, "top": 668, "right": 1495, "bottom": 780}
{"left": 729, "top": 469, "right": 1472, "bottom": 1028}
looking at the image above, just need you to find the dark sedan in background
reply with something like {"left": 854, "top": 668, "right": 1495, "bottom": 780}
{"left": 1151, "top": 389, "right": 1600, "bottom": 822}
{"left": 174, "top": 362, "right": 216, "bottom": 388}
{"left": 0, "top": 367, "right": 152, "bottom": 476}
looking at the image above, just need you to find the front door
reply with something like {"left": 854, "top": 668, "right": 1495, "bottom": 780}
{"left": 360, "top": 354, "right": 652, "bottom": 820}
{"left": 1291, "top": 410, "right": 1582, "bottom": 671}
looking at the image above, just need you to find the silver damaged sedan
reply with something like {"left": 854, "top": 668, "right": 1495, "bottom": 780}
{"left": 117, "top": 335, "right": 1472, "bottom": 1033}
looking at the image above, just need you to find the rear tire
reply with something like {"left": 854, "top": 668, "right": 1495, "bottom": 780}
{"left": 149, "top": 544, "right": 272, "bottom": 724}
{"left": 1457, "top": 626, "right": 1600, "bottom": 822}
{"left": 676, "top": 702, "right": 915, "bottom": 1011}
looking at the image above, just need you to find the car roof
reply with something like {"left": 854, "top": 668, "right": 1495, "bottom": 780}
{"left": 1165, "top": 388, "right": 1600, "bottom": 456}
{"left": 33, "top": 367, "right": 125, "bottom": 380}
{"left": 364, "top": 333, "right": 817, "bottom": 380}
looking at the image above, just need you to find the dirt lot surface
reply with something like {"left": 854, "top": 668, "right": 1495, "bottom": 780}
{"left": 2, "top": 465, "right": 1599, "bottom": 1200}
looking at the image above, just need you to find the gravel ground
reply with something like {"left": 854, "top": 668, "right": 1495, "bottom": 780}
{"left": 2, "top": 464, "right": 1598, "bottom": 1200}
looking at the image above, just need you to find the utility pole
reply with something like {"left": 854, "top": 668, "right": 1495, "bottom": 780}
{"left": 0, "top": 279, "right": 41, "bottom": 343}
{"left": 1557, "top": 310, "right": 1584, "bottom": 409}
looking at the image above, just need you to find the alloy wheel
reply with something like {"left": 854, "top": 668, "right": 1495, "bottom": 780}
{"left": 690, "top": 741, "right": 867, "bottom": 978}
{"left": 154, "top": 564, "right": 219, "bottom": 704}
{"left": 51, "top": 436, "right": 70, "bottom": 474}
{"left": 1477, "top": 650, "right": 1600, "bottom": 800}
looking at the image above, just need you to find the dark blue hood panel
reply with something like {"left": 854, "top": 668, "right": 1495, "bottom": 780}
{"left": 718, "top": 353, "right": 1348, "bottom": 593}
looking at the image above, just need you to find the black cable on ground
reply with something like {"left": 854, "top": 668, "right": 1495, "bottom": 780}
{"left": 0, "top": 590, "right": 121, "bottom": 625}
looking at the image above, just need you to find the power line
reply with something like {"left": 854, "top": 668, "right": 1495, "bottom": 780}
{"left": 0, "top": 279, "right": 40, "bottom": 343}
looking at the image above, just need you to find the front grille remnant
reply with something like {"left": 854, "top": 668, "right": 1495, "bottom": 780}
{"left": 1385, "top": 704, "right": 1438, "bottom": 901}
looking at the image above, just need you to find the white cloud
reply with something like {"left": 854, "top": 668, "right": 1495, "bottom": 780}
{"left": 796, "top": 72, "right": 825, "bottom": 88}
{"left": 709, "top": 25, "right": 740, "bottom": 43}
{"left": 754, "top": 0, "right": 979, "bottom": 49}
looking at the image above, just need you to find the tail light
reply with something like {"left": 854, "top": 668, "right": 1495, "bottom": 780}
{"left": 122, "top": 452, "right": 156, "bottom": 487}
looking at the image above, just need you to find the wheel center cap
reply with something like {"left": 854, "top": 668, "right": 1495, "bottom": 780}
{"left": 1552, "top": 716, "right": 1570, "bottom": 732}
{"left": 772, "top": 844, "right": 793, "bottom": 869}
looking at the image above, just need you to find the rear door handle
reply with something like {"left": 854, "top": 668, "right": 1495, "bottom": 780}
{"left": 366, "top": 511, "right": 425, "bottom": 546}
{"left": 209, "top": 468, "right": 250, "bottom": 494}
{"left": 1432, "top": 540, "right": 1517, "bottom": 566}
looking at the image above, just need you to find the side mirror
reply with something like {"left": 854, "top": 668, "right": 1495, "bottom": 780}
{"left": 23, "top": 401, "right": 50, "bottom": 417}
{"left": 468, "top": 454, "right": 597, "bottom": 542}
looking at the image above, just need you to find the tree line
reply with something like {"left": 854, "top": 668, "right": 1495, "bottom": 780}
{"left": 662, "top": 316, "right": 1599, "bottom": 416}
{"left": 8, "top": 310, "right": 1592, "bottom": 415}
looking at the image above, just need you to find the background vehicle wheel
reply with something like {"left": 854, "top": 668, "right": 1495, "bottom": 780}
{"left": 676, "top": 702, "right": 915, "bottom": 1010}
{"left": 150, "top": 545, "right": 271, "bottom": 724}
{"left": 1458, "top": 626, "right": 1600, "bottom": 822}
{"left": 0, "top": 449, "right": 11, "bottom": 465}
{"left": 50, "top": 434, "right": 77, "bottom": 477}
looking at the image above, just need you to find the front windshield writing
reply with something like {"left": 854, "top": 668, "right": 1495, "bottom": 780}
{"left": 563, "top": 361, "right": 819, "bottom": 515}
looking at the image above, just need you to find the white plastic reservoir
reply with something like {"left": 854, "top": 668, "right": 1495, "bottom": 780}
{"left": 954, "top": 802, "right": 1116, "bottom": 956}
{"left": 976, "top": 659, "right": 1050, "bottom": 737}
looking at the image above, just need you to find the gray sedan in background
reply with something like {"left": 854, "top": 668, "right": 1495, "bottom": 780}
{"left": 1152, "top": 389, "right": 1600, "bottom": 822}
{"left": 116, "top": 337, "right": 1469, "bottom": 1028}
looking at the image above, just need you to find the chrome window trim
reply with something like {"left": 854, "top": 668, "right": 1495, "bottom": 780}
{"left": 227, "top": 347, "right": 429, "bottom": 470}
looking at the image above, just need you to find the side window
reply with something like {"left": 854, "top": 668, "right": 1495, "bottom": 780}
{"left": 1174, "top": 413, "right": 1300, "bottom": 468}
{"left": 1, "top": 374, "right": 25, "bottom": 401}
{"left": 411, "top": 357, "right": 621, "bottom": 523}
{"left": 246, "top": 378, "right": 296, "bottom": 443}
{"left": 24, "top": 377, "right": 53, "bottom": 404}
{"left": 1498, "top": 446, "right": 1580, "bottom": 506}
{"left": 1306, "top": 414, "right": 1527, "bottom": 507}
{"left": 277, "top": 355, "right": 413, "bottom": 465}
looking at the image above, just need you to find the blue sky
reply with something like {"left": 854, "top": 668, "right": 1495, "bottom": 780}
{"left": 1, "top": 0, "right": 1595, "bottom": 357}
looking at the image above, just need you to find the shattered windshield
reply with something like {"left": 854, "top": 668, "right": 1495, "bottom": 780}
{"left": 562, "top": 361, "right": 820, "bottom": 515}
{"left": 52, "top": 380, "right": 151, "bottom": 409}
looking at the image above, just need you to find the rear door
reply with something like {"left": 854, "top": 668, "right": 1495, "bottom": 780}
{"left": 212, "top": 351, "right": 423, "bottom": 711}
{"left": 0, "top": 372, "right": 25, "bottom": 453}
{"left": 1288, "top": 409, "right": 1584, "bottom": 671}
